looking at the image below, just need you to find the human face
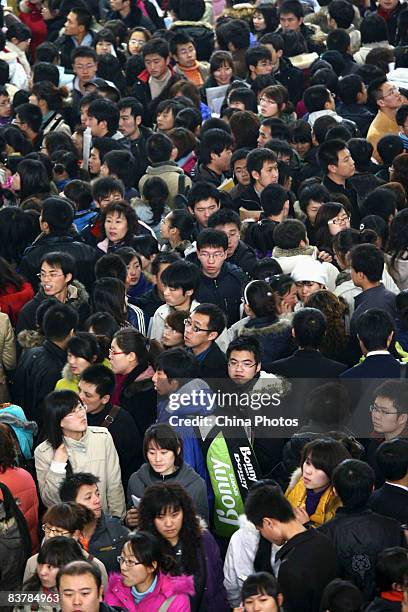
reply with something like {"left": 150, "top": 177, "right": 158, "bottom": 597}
{"left": 280, "top": 12, "right": 301, "bottom": 31}
{"left": 78, "top": 380, "right": 107, "bottom": 416}
{"left": 229, "top": 100, "right": 246, "bottom": 111}
{"left": 59, "top": 573, "right": 102, "bottom": 612}
{"left": 73, "top": 57, "right": 97, "bottom": 85}
{"left": 87, "top": 115, "right": 106, "bottom": 138}
{"left": 253, "top": 160, "right": 279, "bottom": 189}
{"left": 76, "top": 483, "right": 102, "bottom": 518}
{"left": 370, "top": 396, "right": 407, "bottom": 438}
{"left": 39, "top": 261, "right": 71, "bottom": 300}
{"left": 302, "top": 455, "right": 330, "bottom": 493}
{"left": 144, "top": 53, "right": 169, "bottom": 79}
{"left": 212, "top": 147, "right": 233, "bottom": 172}
{"left": 244, "top": 592, "right": 281, "bottom": 612}
{"left": 277, "top": 284, "right": 298, "bottom": 313}
{"left": 96, "top": 40, "right": 112, "bottom": 55}
{"left": 233, "top": 157, "right": 250, "bottom": 187}
{"left": 228, "top": 349, "right": 260, "bottom": 385}
{"left": 80, "top": 103, "right": 90, "bottom": 128}
{"left": 401, "top": 116, "right": 408, "bottom": 138}
{"left": 162, "top": 323, "right": 184, "bottom": 348}
{"left": 109, "top": 339, "right": 134, "bottom": 374}
{"left": 65, "top": 11, "right": 80, "bottom": 37}
{"left": 215, "top": 223, "right": 240, "bottom": 257}
{"left": 292, "top": 140, "right": 311, "bottom": 158}
{"left": 379, "top": 0, "right": 398, "bottom": 11}
{"left": 183, "top": 313, "right": 215, "bottom": 350}
{"left": 295, "top": 280, "right": 323, "bottom": 302}
{"left": 154, "top": 507, "right": 183, "bottom": 545}
{"left": 16, "top": 37, "right": 31, "bottom": 52}
{"left": 213, "top": 62, "right": 233, "bottom": 86}
{"left": 305, "top": 200, "right": 322, "bottom": 224}
{"left": 197, "top": 246, "right": 227, "bottom": 278}
{"left": 147, "top": 442, "right": 177, "bottom": 475}
{"left": 259, "top": 95, "right": 279, "bottom": 118}
{"left": 327, "top": 211, "right": 350, "bottom": 236}
{"left": 156, "top": 107, "right": 174, "bottom": 132}
{"left": 253, "top": 59, "right": 273, "bottom": 77}
{"left": 11, "top": 171, "right": 21, "bottom": 192}
{"left": 264, "top": 44, "right": 282, "bottom": 70}
{"left": 253, "top": 10, "right": 266, "bottom": 31}
{"left": 128, "top": 31, "right": 146, "bottom": 55}
{"left": 67, "top": 352, "right": 92, "bottom": 376}
{"left": 190, "top": 197, "right": 220, "bottom": 228}
{"left": 160, "top": 212, "right": 172, "bottom": 240}
{"left": 119, "top": 542, "right": 155, "bottom": 590}
{"left": 126, "top": 256, "right": 141, "bottom": 287}
{"left": 110, "top": 0, "right": 127, "bottom": 11}
{"left": 0, "top": 94, "right": 11, "bottom": 118}
{"left": 60, "top": 401, "right": 87, "bottom": 438}
{"left": 379, "top": 83, "right": 403, "bottom": 110}
{"left": 257, "top": 125, "right": 272, "bottom": 147}
{"left": 152, "top": 369, "right": 176, "bottom": 396}
{"left": 105, "top": 211, "right": 128, "bottom": 243}
{"left": 330, "top": 149, "right": 355, "bottom": 180}
{"left": 163, "top": 284, "right": 192, "bottom": 309}
{"left": 175, "top": 42, "right": 197, "bottom": 68}
{"left": 42, "top": 523, "right": 72, "bottom": 541}
{"left": 37, "top": 563, "right": 59, "bottom": 589}
{"left": 97, "top": 190, "right": 122, "bottom": 210}
{"left": 119, "top": 108, "right": 140, "bottom": 138}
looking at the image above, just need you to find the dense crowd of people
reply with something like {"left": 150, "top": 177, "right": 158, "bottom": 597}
{"left": 0, "top": 0, "right": 406, "bottom": 609}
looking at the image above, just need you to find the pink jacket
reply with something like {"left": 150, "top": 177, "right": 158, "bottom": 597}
{"left": 104, "top": 571, "right": 194, "bottom": 611}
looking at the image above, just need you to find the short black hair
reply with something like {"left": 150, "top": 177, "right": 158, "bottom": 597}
{"left": 376, "top": 438, "right": 408, "bottom": 481}
{"left": 95, "top": 253, "right": 127, "bottom": 283}
{"left": 187, "top": 182, "right": 220, "bottom": 210}
{"left": 32, "top": 62, "right": 60, "bottom": 86}
{"left": 293, "top": 307, "right": 326, "bottom": 349}
{"left": 117, "top": 96, "right": 143, "bottom": 118}
{"left": 43, "top": 303, "right": 79, "bottom": 342}
{"left": 87, "top": 99, "right": 119, "bottom": 135}
{"left": 160, "top": 260, "right": 200, "bottom": 295}
{"left": 79, "top": 363, "right": 116, "bottom": 397}
{"left": 356, "top": 308, "right": 395, "bottom": 351}
{"left": 303, "top": 85, "right": 331, "bottom": 113}
{"left": 64, "top": 180, "right": 93, "bottom": 213}
{"left": 360, "top": 13, "right": 388, "bottom": 45}
{"left": 245, "top": 45, "right": 272, "bottom": 70}
{"left": 196, "top": 228, "right": 228, "bottom": 252}
{"left": 59, "top": 472, "right": 100, "bottom": 502}
{"left": 327, "top": 29, "right": 351, "bottom": 54}
{"left": 207, "top": 208, "right": 241, "bottom": 231}
{"left": 332, "top": 459, "right": 375, "bottom": 509}
{"left": 362, "top": 187, "right": 397, "bottom": 223}
{"left": 41, "top": 251, "right": 76, "bottom": 278}
{"left": 216, "top": 19, "right": 251, "bottom": 51}
{"left": 337, "top": 74, "right": 365, "bottom": 105}
{"left": 192, "top": 303, "right": 227, "bottom": 336}
{"left": 350, "top": 243, "right": 384, "bottom": 282}
{"left": 229, "top": 88, "right": 257, "bottom": 113}
{"left": 56, "top": 560, "right": 102, "bottom": 591}
{"left": 246, "top": 148, "right": 277, "bottom": 183}
{"left": 273, "top": 219, "right": 306, "bottom": 249}
{"left": 375, "top": 547, "right": 408, "bottom": 592}
{"left": 150, "top": 252, "right": 181, "bottom": 276}
{"left": 16, "top": 103, "right": 43, "bottom": 133}
{"left": 328, "top": 0, "right": 355, "bottom": 28}
{"left": 102, "top": 150, "right": 136, "bottom": 188}
{"left": 142, "top": 38, "right": 169, "bottom": 60}
{"left": 36, "top": 41, "right": 59, "bottom": 63}
{"left": 91, "top": 176, "right": 124, "bottom": 202}
{"left": 320, "top": 579, "right": 363, "bottom": 612}
{"left": 199, "top": 129, "right": 233, "bottom": 165}
{"left": 71, "top": 45, "right": 97, "bottom": 65}
{"left": 169, "top": 31, "right": 195, "bottom": 56}
{"left": 155, "top": 347, "right": 200, "bottom": 381}
{"left": 41, "top": 197, "right": 75, "bottom": 232}
{"left": 146, "top": 132, "right": 173, "bottom": 163}
{"left": 374, "top": 380, "right": 408, "bottom": 416}
{"left": 318, "top": 139, "right": 349, "bottom": 174}
{"left": 260, "top": 184, "right": 288, "bottom": 217}
{"left": 227, "top": 335, "right": 262, "bottom": 364}
{"left": 245, "top": 483, "right": 295, "bottom": 527}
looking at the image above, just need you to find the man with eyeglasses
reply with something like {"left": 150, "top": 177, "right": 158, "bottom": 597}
{"left": 195, "top": 229, "right": 245, "bottom": 326}
{"left": 17, "top": 251, "right": 91, "bottom": 335}
{"left": 367, "top": 76, "right": 403, "bottom": 162}
{"left": 318, "top": 138, "right": 360, "bottom": 228}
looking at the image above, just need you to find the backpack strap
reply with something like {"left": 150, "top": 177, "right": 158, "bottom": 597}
{"left": 100, "top": 405, "right": 120, "bottom": 428}
{"left": 178, "top": 173, "right": 186, "bottom": 196}
{"left": 158, "top": 595, "right": 177, "bottom": 612}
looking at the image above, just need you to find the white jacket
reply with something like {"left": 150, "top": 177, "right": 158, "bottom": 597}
{"left": 149, "top": 299, "right": 201, "bottom": 342}
{"left": 34, "top": 426, "right": 126, "bottom": 518}
{"left": 223, "top": 514, "right": 281, "bottom": 607}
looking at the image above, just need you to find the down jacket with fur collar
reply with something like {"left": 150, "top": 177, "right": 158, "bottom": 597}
{"left": 239, "top": 316, "right": 294, "bottom": 368}
{"left": 285, "top": 467, "right": 341, "bottom": 526}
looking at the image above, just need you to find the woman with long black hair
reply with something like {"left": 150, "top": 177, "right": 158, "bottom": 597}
{"left": 138, "top": 482, "right": 229, "bottom": 611}
{"left": 11, "top": 158, "right": 51, "bottom": 207}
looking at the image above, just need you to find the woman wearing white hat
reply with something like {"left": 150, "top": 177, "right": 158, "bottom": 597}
{"left": 291, "top": 259, "right": 328, "bottom": 307}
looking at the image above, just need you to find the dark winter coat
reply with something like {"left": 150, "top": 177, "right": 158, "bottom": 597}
{"left": 274, "top": 57, "right": 305, "bottom": 105}
{"left": 87, "top": 403, "right": 143, "bottom": 489}
{"left": 0, "top": 515, "right": 28, "bottom": 591}
{"left": 170, "top": 21, "right": 214, "bottom": 62}
{"left": 366, "top": 597, "right": 404, "bottom": 611}
{"left": 127, "top": 462, "right": 209, "bottom": 523}
{"left": 12, "top": 339, "right": 66, "bottom": 427}
{"left": 18, "top": 233, "right": 98, "bottom": 294}
{"left": 228, "top": 240, "right": 257, "bottom": 277}
{"left": 199, "top": 342, "right": 228, "bottom": 384}
{"left": 16, "top": 281, "right": 90, "bottom": 335}
{"left": 239, "top": 317, "right": 293, "bottom": 369}
{"left": 319, "top": 507, "right": 404, "bottom": 602}
{"left": 337, "top": 102, "right": 375, "bottom": 137}
{"left": 55, "top": 31, "right": 95, "bottom": 69}
{"left": 368, "top": 482, "right": 408, "bottom": 524}
{"left": 270, "top": 348, "right": 347, "bottom": 378}
{"left": 118, "top": 364, "right": 157, "bottom": 440}
{"left": 195, "top": 262, "right": 245, "bottom": 326}
{"left": 88, "top": 511, "right": 129, "bottom": 574}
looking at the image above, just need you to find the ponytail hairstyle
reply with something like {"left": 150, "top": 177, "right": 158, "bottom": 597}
{"left": 359, "top": 214, "right": 388, "bottom": 249}
{"left": 31, "top": 81, "right": 69, "bottom": 112}
{"left": 332, "top": 227, "right": 379, "bottom": 269}
{"left": 247, "top": 219, "right": 277, "bottom": 258}
{"left": 243, "top": 280, "right": 278, "bottom": 321}
{"left": 306, "top": 290, "right": 348, "bottom": 356}
{"left": 141, "top": 177, "right": 169, "bottom": 227}
{"left": 268, "top": 273, "right": 295, "bottom": 298}
{"left": 113, "top": 327, "right": 162, "bottom": 370}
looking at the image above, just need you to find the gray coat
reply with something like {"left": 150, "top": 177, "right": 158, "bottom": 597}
{"left": 127, "top": 462, "right": 209, "bottom": 522}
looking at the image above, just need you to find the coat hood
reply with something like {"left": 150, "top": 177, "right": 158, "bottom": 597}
{"left": 107, "top": 571, "right": 195, "bottom": 601}
{"left": 17, "top": 329, "right": 44, "bottom": 350}
{"left": 135, "top": 461, "right": 204, "bottom": 489}
{"left": 286, "top": 466, "right": 302, "bottom": 494}
{"left": 241, "top": 317, "right": 292, "bottom": 339}
{"left": 145, "top": 162, "right": 183, "bottom": 176}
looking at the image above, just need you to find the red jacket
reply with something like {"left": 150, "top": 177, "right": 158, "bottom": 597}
{"left": 0, "top": 282, "right": 34, "bottom": 327}
{"left": 0, "top": 466, "right": 39, "bottom": 553}
{"left": 18, "top": 0, "right": 47, "bottom": 57}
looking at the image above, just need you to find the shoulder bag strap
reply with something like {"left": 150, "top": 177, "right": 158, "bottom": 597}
{"left": 100, "top": 405, "right": 121, "bottom": 428}
{"left": 158, "top": 595, "right": 177, "bottom": 612}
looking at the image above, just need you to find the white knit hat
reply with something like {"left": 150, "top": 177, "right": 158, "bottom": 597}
{"left": 291, "top": 259, "right": 328, "bottom": 285}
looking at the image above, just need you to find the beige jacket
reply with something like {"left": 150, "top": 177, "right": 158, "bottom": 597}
{"left": 23, "top": 547, "right": 108, "bottom": 589}
{"left": 0, "top": 313, "right": 16, "bottom": 403}
{"left": 34, "top": 427, "right": 125, "bottom": 518}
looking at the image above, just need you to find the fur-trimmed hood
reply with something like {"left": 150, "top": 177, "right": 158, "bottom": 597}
{"left": 240, "top": 317, "right": 292, "bottom": 339}
{"left": 17, "top": 329, "right": 45, "bottom": 350}
{"left": 286, "top": 466, "right": 302, "bottom": 495}
{"left": 18, "top": 0, "right": 33, "bottom": 13}
{"left": 252, "top": 370, "right": 291, "bottom": 398}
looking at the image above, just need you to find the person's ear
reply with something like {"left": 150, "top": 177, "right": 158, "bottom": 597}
{"left": 291, "top": 327, "right": 296, "bottom": 338}
{"left": 136, "top": 115, "right": 142, "bottom": 126}
{"left": 277, "top": 49, "right": 283, "bottom": 60}
{"left": 255, "top": 362, "right": 261, "bottom": 374}
{"left": 208, "top": 330, "right": 219, "bottom": 342}
{"left": 101, "top": 394, "right": 110, "bottom": 406}
{"left": 386, "top": 331, "right": 394, "bottom": 347}
{"left": 252, "top": 170, "right": 260, "bottom": 182}
{"left": 328, "top": 17, "right": 336, "bottom": 28}
{"left": 98, "top": 585, "right": 103, "bottom": 601}
{"left": 65, "top": 272, "right": 73, "bottom": 285}
{"left": 327, "top": 162, "right": 338, "bottom": 174}
{"left": 165, "top": 55, "right": 170, "bottom": 66}
{"left": 277, "top": 593, "right": 284, "bottom": 606}
{"left": 249, "top": 63, "right": 256, "bottom": 74}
